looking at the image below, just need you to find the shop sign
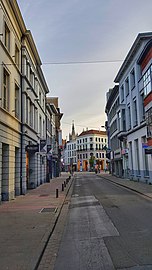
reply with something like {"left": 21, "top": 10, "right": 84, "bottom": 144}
{"left": 121, "top": 149, "right": 128, "bottom": 155}
{"left": 142, "top": 143, "right": 148, "bottom": 149}
{"left": 40, "top": 139, "right": 46, "bottom": 150}
{"left": 114, "top": 148, "right": 122, "bottom": 159}
{"left": 25, "top": 144, "right": 39, "bottom": 152}
{"left": 145, "top": 148, "right": 152, "bottom": 155}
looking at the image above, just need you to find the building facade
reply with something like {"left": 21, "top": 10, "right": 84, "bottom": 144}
{"left": 77, "top": 130, "right": 107, "bottom": 172}
{"left": 0, "top": 0, "right": 23, "bottom": 200}
{"left": 0, "top": 0, "right": 63, "bottom": 202}
{"left": 63, "top": 121, "right": 77, "bottom": 172}
{"left": 106, "top": 32, "right": 152, "bottom": 182}
{"left": 105, "top": 85, "right": 123, "bottom": 177}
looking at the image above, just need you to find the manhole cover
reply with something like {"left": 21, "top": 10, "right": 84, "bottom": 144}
{"left": 40, "top": 208, "right": 56, "bottom": 213}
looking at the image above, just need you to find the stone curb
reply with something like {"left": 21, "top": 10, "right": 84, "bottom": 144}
{"left": 33, "top": 175, "right": 75, "bottom": 270}
{"left": 97, "top": 174, "right": 152, "bottom": 200}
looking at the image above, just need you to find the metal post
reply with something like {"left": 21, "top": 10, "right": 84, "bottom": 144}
{"left": 56, "top": 188, "right": 59, "bottom": 198}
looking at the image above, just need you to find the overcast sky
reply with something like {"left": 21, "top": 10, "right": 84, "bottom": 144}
{"left": 17, "top": 0, "right": 152, "bottom": 139}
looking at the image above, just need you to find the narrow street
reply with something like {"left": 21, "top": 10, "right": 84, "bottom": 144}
{"left": 54, "top": 173, "right": 152, "bottom": 270}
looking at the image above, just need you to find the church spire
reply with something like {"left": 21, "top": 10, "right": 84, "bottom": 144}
{"left": 72, "top": 120, "right": 75, "bottom": 138}
{"left": 69, "top": 120, "right": 76, "bottom": 141}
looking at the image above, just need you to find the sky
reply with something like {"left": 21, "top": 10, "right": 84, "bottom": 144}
{"left": 17, "top": 0, "right": 152, "bottom": 139}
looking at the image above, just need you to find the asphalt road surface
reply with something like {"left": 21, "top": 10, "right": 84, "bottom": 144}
{"left": 54, "top": 173, "right": 152, "bottom": 270}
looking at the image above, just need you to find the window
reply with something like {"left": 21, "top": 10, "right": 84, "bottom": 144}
{"left": 3, "top": 68, "right": 9, "bottom": 110}
{"left": 121, "top": 85, "right": 124, "bottom": 102}
{"left": 133, "top": 99, "right": 138, "bottom": 127}
{"left": 129, "top": 142, "right": 133, "bottom": 174}
{"left": 86, "top": 153, "right": 88, "bottom": 158}
{"left": 90, "top": 137, "right": 93, "bottom": 141}
{"left": 146, "top": 108, "right": 152, "bottom": 138}
{"left": 135, "top": 139, "right": 140, "bottom": 175}
{"left": 85, "top": 138, "right": 87, "bottom": 142}
{"left": 4, "top": 22, "right": 10, "bottom": 51}
{"left": 140, "top": 92, "right": 145, "bottom": 122}
{"left": 39, "top": 91, "right": 41, "bottom": 104}
{"left": 39, "top": 115, "right": 42, "bottom": 137}
{"left": 43, "top": 120, "right": 45, "bottom": 137}
{"left": 15, "top": 84, "right": 19, "bottom": 118}
{"left": 96, "top": 153, "right": 98, "bottom": 158}
{"left": 122, "top": 109, "right": 126, "bottom": 131}
{"left": 125, "top": 77, "right": 129, "bottom": 96}
{"left": 15, "top": 44, "right": 19, "bottom": 67}
{"left": 143, "top": 65, "right": 152, "bottom": 97}
{"left": 117, "top": 111, "right": 121, "bottom": 131}
{"left": 142, "top": 137, "right": 149, "bottom": 177}
{"left": 130, "top": 68, "right": 135, "bottom": 89}
{"left": 127, "top": 105, "right": 131, "bottom": 130}
{"left": 102, "top": 153, "right": 104, "bottom": 158}
{"left": 96, "top": 137, "right": 97, "bottom": 142}
{"left": 96, "top": 144, "right": 98, "bottom": 150}
{"left": 101, "top": 138, "right": 103, "bottom": 142}
{"left": 30, "top": 101, "right": 33, "bottom": 127}
{"left": 30, "top": 69, "right": 34, "bottom": 87}
{"left": 26, "top": 97, "right": 29, "bottom": 123}
{"left": 90, "top": 144, "right": 93, "bottom": 150}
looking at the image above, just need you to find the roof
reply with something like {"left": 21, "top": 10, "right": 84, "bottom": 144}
{"left": 114, "top": 32, "right": 152, "bottom": 83}
{"left": 78, "top": 130, "right": 107, "bottom": 137}
{"left": 105, "top": 85, "right": 119, "bottom": 113}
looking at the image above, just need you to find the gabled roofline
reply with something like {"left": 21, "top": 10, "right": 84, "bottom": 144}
{"left": 8, "top": 0, "right": 26, "bottom": 34}
{"left": 114, "top": 32, "right": 152, "bottom": 83}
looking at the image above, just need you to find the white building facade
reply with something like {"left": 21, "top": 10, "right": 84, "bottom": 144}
{"left": 77, "top": 130, "right": 107, "bottom": 172}
{"left": 107, "top": 32, "right": 152, "bottom": 183}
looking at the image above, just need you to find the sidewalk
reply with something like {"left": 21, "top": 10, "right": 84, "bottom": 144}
{"left": 0, "top": 172, "right": 73, "bottom": 270}
{"left": 98, "top": 172, "right": 152, "bottom": 199}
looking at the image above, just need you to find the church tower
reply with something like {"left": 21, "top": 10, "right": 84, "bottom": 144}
{"left": 69, "top": 120, "right": 76, "bottom": 141}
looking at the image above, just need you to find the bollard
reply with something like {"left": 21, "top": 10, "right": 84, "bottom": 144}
{"left": 62, "top": 183, "right": 64, "bottom": 191}
{"left": 56, "top": 188, "right": 59, "bottom": 198}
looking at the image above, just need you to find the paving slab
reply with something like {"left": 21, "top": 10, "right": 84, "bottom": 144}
{"left": 0, "top": 172, "right": 72, "bottom": 270}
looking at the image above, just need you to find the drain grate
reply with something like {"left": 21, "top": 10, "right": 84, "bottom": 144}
{"left": 40, "top": 207, "right": 56, "bottom": 213}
